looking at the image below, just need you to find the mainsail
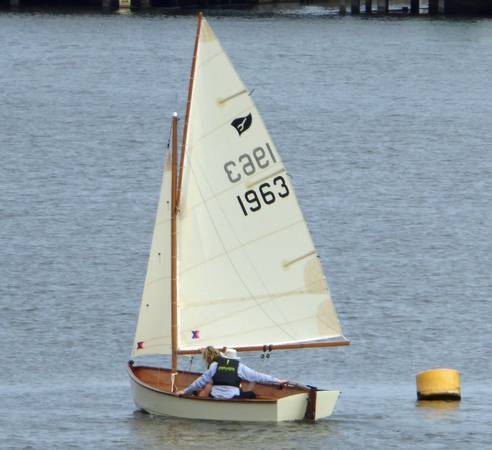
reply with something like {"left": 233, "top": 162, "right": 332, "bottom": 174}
{"left": 132, "top": 150, "right": 173, "bottom": 357}
{"left": 176, "top": 18, "right": 344, "bottom": 353}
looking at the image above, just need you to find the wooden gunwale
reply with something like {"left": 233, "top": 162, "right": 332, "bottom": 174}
{"left": 128, "top": 362, "right": 307, "bottom": 404}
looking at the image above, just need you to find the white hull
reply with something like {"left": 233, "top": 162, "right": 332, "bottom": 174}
{"left": 128, "top": 363, "right": 339, "bottom": 422}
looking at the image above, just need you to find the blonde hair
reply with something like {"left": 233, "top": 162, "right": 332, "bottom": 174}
{"left": 202, "top": 346, "right": 220, "bottom": 367}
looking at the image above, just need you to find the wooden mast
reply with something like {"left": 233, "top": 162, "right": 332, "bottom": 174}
{"left": 176, "top": 12, "right": 203, "bottom": 209}
{"left": 170, "top": 11, "right": 202, "bottom": 382}
{"left": 171, "top": 113, "right": 178, "bottom": 374}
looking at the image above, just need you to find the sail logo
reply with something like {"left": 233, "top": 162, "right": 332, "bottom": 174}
{"left": 191, "top": 330, "right": 200, "bottom": 339}
{"left": 231, "top": 113, "right": 252, "bottom": 136}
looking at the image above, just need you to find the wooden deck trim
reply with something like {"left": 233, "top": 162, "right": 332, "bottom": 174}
{"left": 128, "top": 362, "right": 306, "bottom": 404}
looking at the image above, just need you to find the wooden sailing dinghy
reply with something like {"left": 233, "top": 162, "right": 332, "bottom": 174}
{"left": 128, "top": 14, "right": 350, "bottom": 422}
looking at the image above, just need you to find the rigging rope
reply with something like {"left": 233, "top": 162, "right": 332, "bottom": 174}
{"left": 166, "top": 116, "right": 173, "bottom": 150}
{"left": 248, "top": 346, "right": 273, "bottom": 392}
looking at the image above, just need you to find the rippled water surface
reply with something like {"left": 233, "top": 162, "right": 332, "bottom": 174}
{"left": 1, "top": 7, "right": 491, "bottom": 450}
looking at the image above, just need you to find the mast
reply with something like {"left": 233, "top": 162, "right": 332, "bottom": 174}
{"left": 171, "top": 113, "right": 178, "bottom": 373}
{"left": 171, "top": 12, "right": 202, "bottom": 373}
{"left": 176, "top": 12, "right": 203, "bottom": 209}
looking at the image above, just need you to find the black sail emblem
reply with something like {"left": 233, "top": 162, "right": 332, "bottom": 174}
{"left": 231, "top": 113, "right": 252, "bottom": 136}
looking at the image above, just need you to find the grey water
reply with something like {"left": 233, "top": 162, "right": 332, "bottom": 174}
{"left": 1, "top": 6, "right": 491, "bottom": 450}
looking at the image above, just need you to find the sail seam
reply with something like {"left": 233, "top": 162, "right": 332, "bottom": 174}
{"left": 143, "top": 274, "right": 172, "bottom": 287}
{"left": 246, "top": 168, "right": 286, "bottom": 188}
{"left": 197, "top": 49, "right": 223, "bottom": 69}
{"left": 181, "top": 284, "right": 328, "bottom": 308}
{"left": 179, "top": 218, "right": 304, "bottom": 275}
{"left": 179, "top": 293, "right": 339, "bottom": 341}
{"left": 179, "top": 315, "right": 341, "bottom": 349}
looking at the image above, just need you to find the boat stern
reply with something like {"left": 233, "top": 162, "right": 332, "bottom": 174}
{"left": 275, "top": 389, "right": 340, "bottom": 421}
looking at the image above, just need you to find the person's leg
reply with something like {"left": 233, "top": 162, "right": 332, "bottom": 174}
{"left": 198, "top": 383, "right": 213, "bottom": 398}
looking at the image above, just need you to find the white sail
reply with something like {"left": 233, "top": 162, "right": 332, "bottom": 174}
{"left": 132, "top": 150, "right": 173, "bottom": 357}
{"left": 177, "top": 18, "right": 343, "bottom": 352}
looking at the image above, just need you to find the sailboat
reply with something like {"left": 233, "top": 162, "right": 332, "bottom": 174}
{"left": 128, "top": 14, "right": 350, "bottom": 422}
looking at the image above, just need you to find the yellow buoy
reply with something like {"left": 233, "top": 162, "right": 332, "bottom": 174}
{"left": 416, "top": 368, "right": 461, "bottom": 401}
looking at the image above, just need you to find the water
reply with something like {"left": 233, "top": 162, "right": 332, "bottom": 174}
{"left": 1, "top": 7, "right": 491, "bottom": 450}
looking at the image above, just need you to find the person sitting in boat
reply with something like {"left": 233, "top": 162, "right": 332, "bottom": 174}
{"left": 174, "top": 346, "right": 288, "bottom": 400}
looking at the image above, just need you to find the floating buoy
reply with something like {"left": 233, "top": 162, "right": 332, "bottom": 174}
{"left": 416, "top": 368, "right": 461, "bottom": 401}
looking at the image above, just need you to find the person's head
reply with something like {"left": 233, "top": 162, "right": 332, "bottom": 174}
{"left": 221, "top": 348, "right": 240, "bottom": 361}
{"left": 202, "top": 346, "right": 220, "bottom": 367}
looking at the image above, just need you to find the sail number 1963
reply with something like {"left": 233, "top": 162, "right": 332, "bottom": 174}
{"left": 223, "top": 142, "right": 290, "bottom": 216}
{"left": 224, "top": 143, "right": 276, "bottom": 184}
{"left": 236, "top": 176, "right": 289, "bottom": 216}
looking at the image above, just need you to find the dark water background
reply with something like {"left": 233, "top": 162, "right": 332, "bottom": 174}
{"left": 1, "top": 6, "right": 491, "bottom": 449}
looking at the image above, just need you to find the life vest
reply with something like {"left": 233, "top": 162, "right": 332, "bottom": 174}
{"left": 211, "top": 356, "right": 241, "bottom": 387}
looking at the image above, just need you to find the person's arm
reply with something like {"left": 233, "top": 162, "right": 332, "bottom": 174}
{"left": 238, "top": 363, "right": 287, "bottom": 385}
{"left": 175, "top": 362, "right": 217, "bottom": 396}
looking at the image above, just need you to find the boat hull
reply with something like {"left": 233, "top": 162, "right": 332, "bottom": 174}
{"left": 128, "top": 363, "right": 339, "bottom": 422}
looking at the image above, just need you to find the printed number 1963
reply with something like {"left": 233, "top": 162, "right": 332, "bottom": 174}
{"left": 236, "top": 175, "right": 289, "bottom": 216}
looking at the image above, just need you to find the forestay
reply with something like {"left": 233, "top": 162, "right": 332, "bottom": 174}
{"left": 132, "top": 150, "right": 173, "bottom": 357}
{"left": 177, "top": 18, "right": 343, "bottom": 352}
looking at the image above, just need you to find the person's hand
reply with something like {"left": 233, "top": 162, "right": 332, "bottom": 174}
{"left": 174, "top": 390, "right": 185, "bottom": 397}
{"left": 277, "top": 379, "right": 289, "bottom": 386}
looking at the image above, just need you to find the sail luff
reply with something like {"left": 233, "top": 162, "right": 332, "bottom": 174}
{"left": 171, "top": 113, "right": 178, "bottom": 372}
{"left": 176, "top": 12, "right": 203, "bottom": 209}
